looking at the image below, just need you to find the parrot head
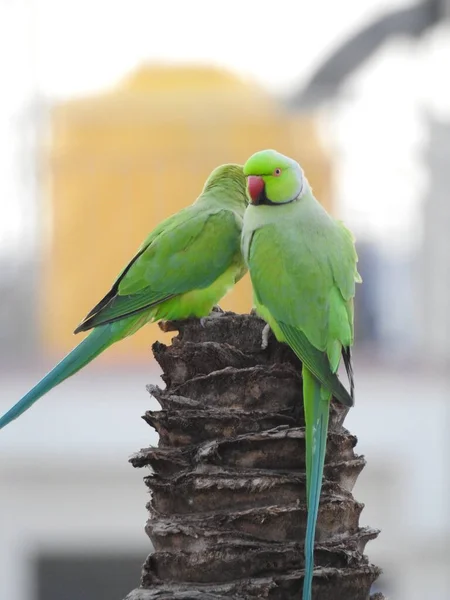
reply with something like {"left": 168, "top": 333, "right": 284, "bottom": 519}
{"left": 243, "top": 149, "right": 303, "bottom": 206}
{"left": 199, "top": 163, "right": 248, "bottom": 214}
{"left": 202, "top": 163, "right": 246, "bottom": 194}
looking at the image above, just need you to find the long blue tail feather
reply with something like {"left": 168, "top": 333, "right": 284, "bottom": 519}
{"left": 0, "top": 326, "right": 113, "bottom": 430}
{"left": 302, "top": 367, "right": 331, "bottom": 600}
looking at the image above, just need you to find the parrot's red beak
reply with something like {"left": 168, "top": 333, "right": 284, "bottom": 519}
{"left": 247, "top": 176, "right": 265, "bottom": 205}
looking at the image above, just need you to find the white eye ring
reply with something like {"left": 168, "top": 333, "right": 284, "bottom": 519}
{"left": 274, "top": 168, "right": 282, "bottom": 176}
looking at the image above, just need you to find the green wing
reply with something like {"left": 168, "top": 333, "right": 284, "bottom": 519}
{"left": 247, "top": 219, "right": 359, "bottom": 406}
{"left": 75, "top": 207, "right": 242, "bottom": 333}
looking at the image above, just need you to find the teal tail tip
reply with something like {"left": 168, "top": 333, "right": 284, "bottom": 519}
{"left": 302, "top": 569, "right": 314, "bottom": 600}
{"left": 302, "top": 385, "right": 330, "bottom": 600}
{"left": 0, "top": 327, "right": 112, "bottom": 431}
{"left": 0, "top": 379, "right": 49, "bottom": 431}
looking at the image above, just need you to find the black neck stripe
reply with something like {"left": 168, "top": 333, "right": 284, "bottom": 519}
{"left": 259, "top": 188, "right": 296, "bottom": 206}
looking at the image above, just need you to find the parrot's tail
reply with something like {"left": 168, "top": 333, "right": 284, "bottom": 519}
{"left": 302, "top": 367, "right": 331, "bottom": 600}
{"left": 0, "top": 326, "right": 114, "bottom": 430}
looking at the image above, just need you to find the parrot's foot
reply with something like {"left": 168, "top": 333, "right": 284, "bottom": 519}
{"left": 200, "top": 307, "right": 225, "bottom": 328}
{"left": 261, "top": 323, "right": 271, "bottom": 350}
{"left": 211, "top": 304, "right": 225, "bottom": 314}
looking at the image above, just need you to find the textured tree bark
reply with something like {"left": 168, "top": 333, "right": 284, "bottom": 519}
{"left": 125, "top": 312, "right": 383, "bottom": 600}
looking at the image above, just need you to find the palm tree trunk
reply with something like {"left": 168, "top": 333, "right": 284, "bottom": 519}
{"left": 125, "top": 312, "right": 383, "bottom": 600}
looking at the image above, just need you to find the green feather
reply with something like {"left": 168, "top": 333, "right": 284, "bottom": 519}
{"left": 76, "top": 209, "right": 243, "bottom": 331}
{"left": 242, "top": 149, "right": 361, "bottom": 600}
{"left": 277, "top": 321, "right": 352, "bottom": 406}
{"left": 1, "top": 163, "right": 248, "bottom": 431}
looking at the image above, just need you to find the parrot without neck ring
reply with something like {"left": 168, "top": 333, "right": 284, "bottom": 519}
{"left": 241, "top": 149, "right": 361, "bottom": 600}
{"left": 0, "top": 163, "right": 248, "bottom": 431}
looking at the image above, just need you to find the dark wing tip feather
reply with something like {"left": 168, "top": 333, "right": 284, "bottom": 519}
{"left": 74, "top": 289, "right": 117, "bottom": 334}
{"left": 74, "top": 320, "right": 92, "bottom": 334}
{"left": 73, "top": 244, "right": 151, "bottom": 335}
{"left": 341, "top": 345, "right": 354, "bottom": 403}
{"left": 278, "top": 321, "right": 353, "bottom": 407}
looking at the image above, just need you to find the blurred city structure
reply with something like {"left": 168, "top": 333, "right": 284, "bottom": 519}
{"left": 43, "top": 65, "right": 332, "bottom": 361}
{"left": 1, "top": 1, "right": 450, "bottom": 599}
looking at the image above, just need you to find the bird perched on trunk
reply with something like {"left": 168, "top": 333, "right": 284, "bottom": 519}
{"left": 0, "top": 163, "right": 247, "bottom": 431}
{"left": 241, "top": 149, "right": 361, "bottom": 600}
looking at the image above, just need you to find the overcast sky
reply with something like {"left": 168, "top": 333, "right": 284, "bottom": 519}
{"left": 0, "top": 0, "right": 446, "bottom": 253}
{"left": 2, "top": 0, "right": 413, "bottom": 98}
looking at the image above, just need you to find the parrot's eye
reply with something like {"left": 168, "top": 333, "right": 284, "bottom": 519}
{"left": 273, "top": 168, "right": 282, "bottom": 176}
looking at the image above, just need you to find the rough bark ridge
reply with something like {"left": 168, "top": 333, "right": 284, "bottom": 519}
{"left": 125, "top": 312, "right": 383, "bottom": 600}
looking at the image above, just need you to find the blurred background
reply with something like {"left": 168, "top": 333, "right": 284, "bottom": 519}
{"left": 1, "top": 0, "right": 449, "bottom": 598}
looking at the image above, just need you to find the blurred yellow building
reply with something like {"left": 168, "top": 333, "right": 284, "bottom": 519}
{"left": 42, "top": 64, "right": 333, "bottom": 363}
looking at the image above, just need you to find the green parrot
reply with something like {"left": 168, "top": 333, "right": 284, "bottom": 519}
{"left": 241, "top": 149, "right": 360, "bottom": 600}
{"left": 0, "top": 163, "right": 247, "bottom": 431}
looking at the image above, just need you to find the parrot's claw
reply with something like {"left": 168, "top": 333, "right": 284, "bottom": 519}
{"left": 200, "top": 307, "right": 225, "bottom": 328}
{"left": 261, "top": 323, "right": 271, "bottom": 350}
{"left": 211, "top": 305, "right": 225, "bottom": 314}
